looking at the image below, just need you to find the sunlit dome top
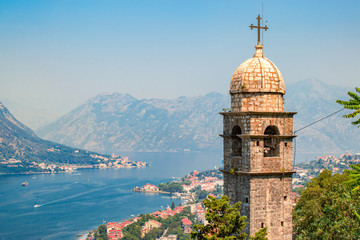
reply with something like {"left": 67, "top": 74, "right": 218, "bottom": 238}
{"left": 230, "top": 45, "right": 285, "bottom": 94}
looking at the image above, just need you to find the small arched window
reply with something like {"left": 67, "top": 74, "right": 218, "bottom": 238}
{"left": 231, "top": 125, "right": 242, "bottom": 156}
{"left": 264, "top": 125, "right": 280, "bottom": 157}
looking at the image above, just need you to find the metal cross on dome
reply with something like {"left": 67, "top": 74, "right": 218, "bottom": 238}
{"left": 249, "top": 15, "right": 268, "bottom": 45}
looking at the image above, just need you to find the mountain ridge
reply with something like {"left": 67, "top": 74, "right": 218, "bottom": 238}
{"left": 36, "top": 79, "right": 359, "bottom": 161}
{"left": 0, "top": 101, "right": 111, "bottom": 173}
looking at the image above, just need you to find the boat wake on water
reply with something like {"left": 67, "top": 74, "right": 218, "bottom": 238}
{"left": 32, "top": 182, "right": 130, "bottom": 208}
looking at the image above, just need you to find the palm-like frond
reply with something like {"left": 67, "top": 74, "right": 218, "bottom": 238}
{"left": 343, "top": 109, "right": 360, "bottom": 118}
{"left": 337, "top": 87, "right": 360, "bottom": 127}
{"left": 350, "top": 164, "right": 360, "bottom": 172}
{"left": 345, "top": 164, "right": 360, "bottom": 191}
{"left": 352, "top": 118, "right": 360, "bottom": 126}
{"left": 349, "top": 92, "right": 360, "bottom": 102}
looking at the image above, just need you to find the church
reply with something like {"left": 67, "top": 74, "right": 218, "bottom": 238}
{"left": 221, "top": 16, "right": 296, "bottom": 240}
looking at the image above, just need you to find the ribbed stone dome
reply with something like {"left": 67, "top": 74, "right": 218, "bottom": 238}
{"left": 230, "top": 45, "right": 285, "bottom": 94}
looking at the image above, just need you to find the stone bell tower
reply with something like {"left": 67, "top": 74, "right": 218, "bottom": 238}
{"left": 220, "top": 15, "right": 296, "bottom": 240}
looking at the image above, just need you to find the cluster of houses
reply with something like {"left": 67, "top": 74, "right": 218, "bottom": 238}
{"left": 291, "top": 154, "right": 360, "bottom": 207}
{"left": 0, "top": 158, "right": 87, "bottom": 172}
{"left": 141, "top": 219, "right": 162, "bottom": 237}
{"left": 189, "top": 202, "right": 209, "bottom": 228}
{"left": 181, "top": 170, "right": 223, "bottom": 193}
{"left": 293, "top": 153, "right": 360, "bottom": 190}
{"left": 133, "top": 183, "right": 161, "bottom": 193}
{"left": 107, "top": 220, "right": 136, "bottom": 239}
{"left": 1, "top": 152, "right": 146, "bottom": 173}
{"left": 152, "top": 205, "right": 185, "bottom": 219}
{"left": 103, "top": 204, "right": 198, "bottom": 240}
{"left": 94, "top": 155, "right": 147, "bottom": 169}
{"left": 0, "top": 158, "right": 25, "bottom": 168}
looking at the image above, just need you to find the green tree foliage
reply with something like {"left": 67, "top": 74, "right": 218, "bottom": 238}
{"left": 144, "top": 227, "right": 163, "bottom": 240}
{"left": 95, "top": 224, "right": 108, "bottom": 240}
{"left": 122, "top": 219, "right": 143, "bottom": 239}
{"left": 122, "top": 233, "right": 139, "bottom": 240}
{"left": 196, "top": 170, "right": 223, "bottom": 180}
{"left": 191, "top": 195, "right": 267, "bottom": 240}
{"left": 171, "top": 201, "right": 176, "bottom": 210}
{"left": 158, "top": 182, "right": 184, "bottom": 193}
{"left": 121, "top": 208, "right": 195, "bottom": 240}
{"left": 293, "top": 170, "right": 360, "bottom": 239}
{"left": 344, "top": 164, "right": 360, "bottom": 221}
{"left": 336, "top": 87, "right": 360, "bottom": 127}
{"left": 345, "top": 164, "right": 360, "bottom": 192}
{"left": 196, "top": 190, "right": 211, "bottom": 200}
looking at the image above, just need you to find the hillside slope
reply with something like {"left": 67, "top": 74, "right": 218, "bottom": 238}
{"left": 0, "top": 102, "right": 107, "bottom": 173}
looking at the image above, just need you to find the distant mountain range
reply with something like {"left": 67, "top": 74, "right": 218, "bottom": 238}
{"left": 0, "top": 101, "right": 108, "bottom": 173}
{"left": 286, "top": 79, "right": 359, "bottom": 161}
{"left": 36, "top": 79, "right": 359, "bottom": 161}
{"left": 37, "top": 92, "right": 228, "bottom": 153}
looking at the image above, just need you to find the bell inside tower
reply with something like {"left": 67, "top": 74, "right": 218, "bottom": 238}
{"left": 263, "top": 125, "right": 280, "bottom": 157}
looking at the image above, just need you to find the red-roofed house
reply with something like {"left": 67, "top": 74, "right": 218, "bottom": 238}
{"left": 107, "top": 222, "right": 123, "bottom": 240}
{"left": 108, "top": 229, "right": 123, "bottom": 240}
{"left": 143, "top": 183, "right": 159, "bottom": 192}
{"left": 107, "top": 222, "right": 122, "bottom": 230}
{"left": 152, "top": 211, "right": 162, "bottom": 218}
{"left": 174, "top": 206, "right": 184, "bottom": 213}
{"left": 159, "top": 209, "right": 176, "bottom": 219}
{"left": 181, "top": 218, "right": 192, "bottom": 233}
{"left": 141, "top": 220, "right": 162, "bottom": 237}
{"left": 120, "top": 220, "right": 133, "bottom": 229}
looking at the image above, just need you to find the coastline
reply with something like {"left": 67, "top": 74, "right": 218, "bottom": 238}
{"left": 132, "top": 188, "right": 171, "bottom": 194}
{"left": 0, "top": 165, "right": 148, "bottom": 175}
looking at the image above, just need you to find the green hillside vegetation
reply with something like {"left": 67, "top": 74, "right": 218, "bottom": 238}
{"left": 193, "top": 169, "right": 223, "bottom": 180}
{"left": 158, "top": 182, "right": 184, "bottom": 193}
{"left": 122, "top": 207, "right": 195, "bottom": 240}
{"left": 293, "top": 168, "right": 360, "bottom": 239}
{"left": 191, "top": 195, "right": 267, "bottom": 240}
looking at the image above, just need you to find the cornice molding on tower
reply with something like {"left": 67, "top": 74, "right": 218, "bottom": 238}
{"left": 220, "top": 169, "right": 296, "bottom": 176}
{"left": 219, "top": 111, "right": 297, "bottom": 116}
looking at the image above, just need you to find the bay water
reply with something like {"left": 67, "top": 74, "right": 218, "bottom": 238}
{"left": 0, "top": 152, "right": 222, "bottom": 240}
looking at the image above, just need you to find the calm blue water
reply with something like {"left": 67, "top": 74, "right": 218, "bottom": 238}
{"left": 0, "top": 152, "right": 222, "bottom": 240}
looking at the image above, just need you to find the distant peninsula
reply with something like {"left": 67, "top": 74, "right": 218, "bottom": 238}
{"left": 0, "top": 101, "right": 146, "bottom": 174}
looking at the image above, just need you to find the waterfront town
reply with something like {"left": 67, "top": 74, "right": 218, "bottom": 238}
{"left": 292, "top": 153, "right": 360, "bottom": 190}
{"left": 86, "top": 200, "right": 207, "bottom": 240}
{"left": 83, "top": 153, "right": 360, "bottom": 240}
{"left": 132, "top": 169, "right": 223, "bottom": 204}
{"left": 0, "top": 153, "right": 147, "bottom": 174}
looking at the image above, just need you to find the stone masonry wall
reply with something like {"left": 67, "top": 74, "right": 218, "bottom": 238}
{"left": 249, "top": 176, "right": 293, "bottom": 240}
{"left": 223, "top": 173, "right": 251, "bottom": 234}
{"left": 231, "top": 93, "right": 284, "bottom": 112}
{"left": 223, "top": 113, "right": 294, "bottom": 173}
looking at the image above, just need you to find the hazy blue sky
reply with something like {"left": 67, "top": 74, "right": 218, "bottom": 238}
{"left": 0, "top": 0, "right": 359, "bottom": 126}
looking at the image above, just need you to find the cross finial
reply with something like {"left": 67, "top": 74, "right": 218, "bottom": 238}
{"left": 249, "top": 15, "right": 268, "bottom": 46}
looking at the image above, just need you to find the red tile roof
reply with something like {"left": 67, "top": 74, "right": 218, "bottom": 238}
{"left": 181, "top": 218, "right": 192, "bottom": 225}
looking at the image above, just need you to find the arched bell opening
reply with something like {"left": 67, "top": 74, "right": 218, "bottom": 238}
{"left": 264, "top": 125, "right": 280, "bottom": 157}
{"left": 231, "top": 125, "right": 242, "bottom": 157}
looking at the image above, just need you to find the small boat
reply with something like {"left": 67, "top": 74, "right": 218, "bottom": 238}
{"left": 22, "top": 182, "right": 28, "bottom": 186}
{"left": 34, "top": 204, "right": 40, "bottom": 208}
